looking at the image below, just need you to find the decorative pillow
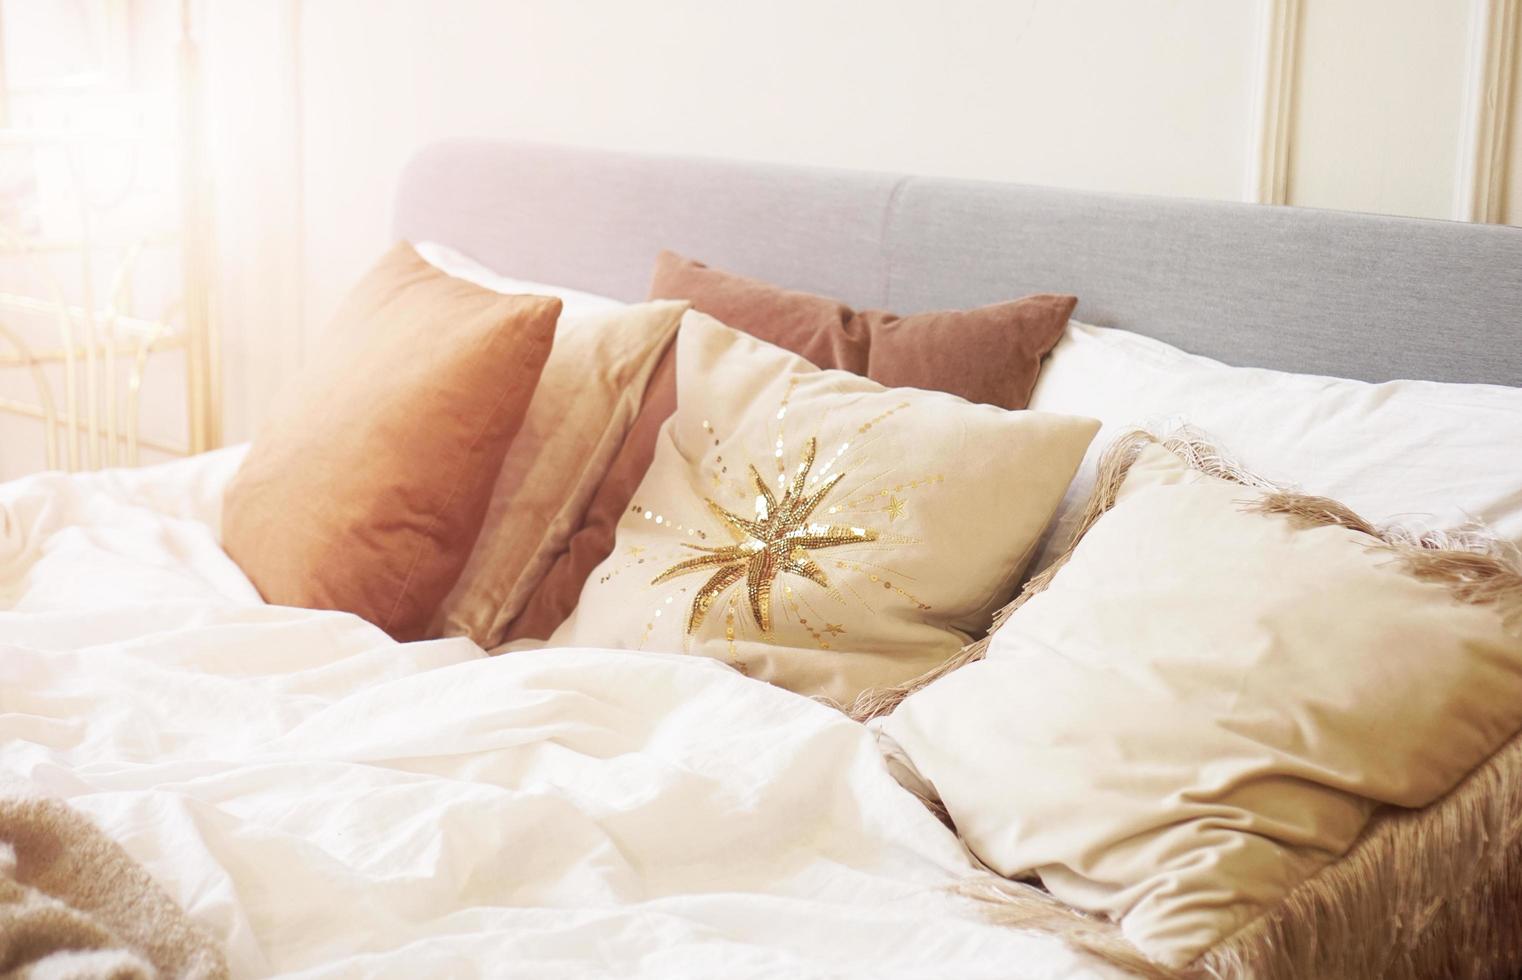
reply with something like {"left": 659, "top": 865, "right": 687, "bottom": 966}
{"left": 222, "top": 242, "right": 561, "bottom": 641}
{"left": 648, "top": 251, "right": 1078, "bottom": 410}
{"left": 504, "top": 252, "right": 1080, "bottom": 641}
{"left": 429, "top": 298, "right": 688, "bottom": 646}
{"left": 1028, "top": 320, "right": 1522, "bottom": 570}
{"left": 881, "top": 431, "right": 1522, "bottom": 969}
{"left": 547, "top": 310, "right": 1099, "bottom": 705}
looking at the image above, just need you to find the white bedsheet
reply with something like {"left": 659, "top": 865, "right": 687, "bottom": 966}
{"left": 0, "top": 452, "right": 1118, "bottom": 979}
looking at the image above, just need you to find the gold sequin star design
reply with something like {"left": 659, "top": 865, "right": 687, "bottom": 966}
{"left": 652, "top": 436, "right": 877, "bottom": 633}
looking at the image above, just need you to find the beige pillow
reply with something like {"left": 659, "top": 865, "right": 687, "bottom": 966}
{"left": 548, "top": 310, "right": 1099, "bottom": 704}
{"left": 882, "top": 432, "right": 1522, "bottom": 969}
{"left": 430, "top": 300, "right": 688, "bottom": 646}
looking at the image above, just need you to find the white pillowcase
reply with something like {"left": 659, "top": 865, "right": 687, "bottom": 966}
{"left": 412, "top": 240, "right": 627, "bottom": 315}
{"left": 1028, "top": 321, "right": 1522, "bottom": 567}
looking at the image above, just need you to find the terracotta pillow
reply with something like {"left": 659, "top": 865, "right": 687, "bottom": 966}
{"left": 222, "top": 242, "right": 561, "bottom": 641}
{"left": 503, "top": 251, "right": 1077, "bottom": 641}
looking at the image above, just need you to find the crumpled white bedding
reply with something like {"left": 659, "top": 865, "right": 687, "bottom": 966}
{"left": 0, "top": 450, "right": 1117, "bottom": 979}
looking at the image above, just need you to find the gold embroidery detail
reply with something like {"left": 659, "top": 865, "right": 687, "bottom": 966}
{"left": 856, "top": 401, "right": 912, "bottom": 435}
{"left": 652, "top": 435, "right": 877, "bottom": 633}
{"left": 782, "top": 586, "right": 841, "bottom": 650}
{"left": 834, "top": 559, "right": 932, "bottom": 611}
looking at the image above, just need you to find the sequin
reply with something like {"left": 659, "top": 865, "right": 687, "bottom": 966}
{"left": 652, "top": 435, "right": 877, "bottom": 633}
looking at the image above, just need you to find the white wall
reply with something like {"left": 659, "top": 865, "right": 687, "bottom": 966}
{"left": 208, "top": 0, "right": 1522, "bottom": 444}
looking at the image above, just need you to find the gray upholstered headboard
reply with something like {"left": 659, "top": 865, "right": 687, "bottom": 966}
{"left": 394, "top": 139, "right": 1522, "bottom": 387}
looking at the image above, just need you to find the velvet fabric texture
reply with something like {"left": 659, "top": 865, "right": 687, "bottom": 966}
{"left": 430, "top": 300, "right": 688, "bottom": 648}
{"left": 223, "top": 242, "right": 561, "bottom": 641}
{"left": 883, "top": 434, "right": 1522, "bottom": 969}
{"left": 504, "top": 251, "right": 1077, "bottom": 641}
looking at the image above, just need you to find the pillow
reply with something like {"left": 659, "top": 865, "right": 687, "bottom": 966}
{"left": 222, "top": 242, "right": 561, "bottom": 641}
{"left": 411, "top": 240, "right": 679, "bottom": 647}
{"left": 882, "top": 431, "right": 1522, "bottom": 969}
{"left": 648, "top": 251, "right": 1078, "bottom": 410}
{"left": 1028, "top": 321, "right": 1522, "bottom": 569}
{"left": 503, "top": 252, "right": 1080, "bottom": 641}
{"left": 548, "top": 310, "right": 1099, "bottom": 705}
{"left": 429, "top": 298, "right": 688, "bottom": 646}
{"left": 412, "top": 240, "right": 627, "bottom": 315}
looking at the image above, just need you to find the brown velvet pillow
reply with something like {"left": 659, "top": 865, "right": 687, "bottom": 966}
{"left": 223, "top": 242, "right": 561, "bottom": 641}
{"left": 502, "top": 251, "right": 1077, "bottom": 642}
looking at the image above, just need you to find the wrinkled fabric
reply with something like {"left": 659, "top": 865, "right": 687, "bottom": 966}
{"left": 0, "top": 454, "right": 1118, "bottom": 980}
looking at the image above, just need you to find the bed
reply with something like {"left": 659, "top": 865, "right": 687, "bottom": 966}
{"left": 3, "top": 140, "right": 1521, "bottom": 980}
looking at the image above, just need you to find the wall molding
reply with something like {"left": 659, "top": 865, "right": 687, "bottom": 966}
{"left": 1454, "top": 0, "right": 1520, "bottom": 222}
{"left": 1245, "top": 0, "right": 1301, "bottom": 205}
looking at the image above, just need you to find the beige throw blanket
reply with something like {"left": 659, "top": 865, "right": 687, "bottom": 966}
{"left": 0, "top": 794, "right": 227, "bottom": 980}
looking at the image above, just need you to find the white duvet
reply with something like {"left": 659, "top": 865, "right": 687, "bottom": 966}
{"left": 0, "top": 450, "right": 1116, "bottom": 979}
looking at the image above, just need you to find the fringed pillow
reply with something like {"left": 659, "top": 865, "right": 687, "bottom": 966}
{"left": 876, "top": 430, "right": 1522, "bottom": 971}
